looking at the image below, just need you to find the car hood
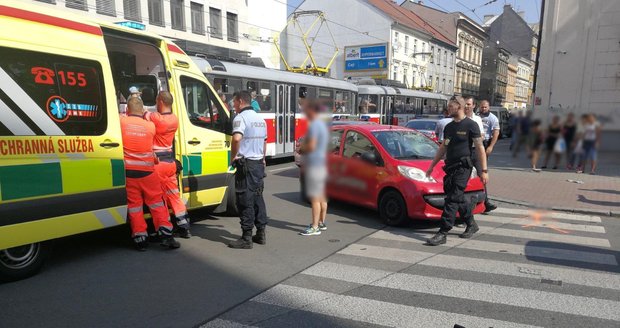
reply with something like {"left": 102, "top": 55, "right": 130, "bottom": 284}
{"left": 393, "top": 159, "right": 485, "bottom": 190}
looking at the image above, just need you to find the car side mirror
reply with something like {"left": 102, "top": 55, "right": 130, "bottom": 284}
{"left": 361, "top": 151, "right": 378, "bottom": 165}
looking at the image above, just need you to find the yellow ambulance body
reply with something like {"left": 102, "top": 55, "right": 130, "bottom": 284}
{"left": 0, "top": 1, "right": 234, "bottom": 281}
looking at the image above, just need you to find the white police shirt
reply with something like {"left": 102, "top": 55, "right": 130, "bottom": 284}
{"left": 233, "top": 107, "right": 267, "bottom": 160}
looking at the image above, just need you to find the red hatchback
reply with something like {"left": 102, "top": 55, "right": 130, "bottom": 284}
{"left": 326, "top": 124, "right": 486, "bottom": 225}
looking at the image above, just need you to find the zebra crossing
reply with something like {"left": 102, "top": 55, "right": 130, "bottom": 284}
{"left": 202, "top": 207, "right": 620, "bottom": 328}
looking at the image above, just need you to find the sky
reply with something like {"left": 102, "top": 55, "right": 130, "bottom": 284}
{"left": 287, "top": 0, "right": 542, "bottom": 25}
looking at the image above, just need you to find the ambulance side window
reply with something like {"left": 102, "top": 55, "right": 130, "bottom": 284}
{"left": 0, "top": 47, "right": 107, "bottom": 136}
{"left": 180, "top": 76, "right": 226, "bottom": 133}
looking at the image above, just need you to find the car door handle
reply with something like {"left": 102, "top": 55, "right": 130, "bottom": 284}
{"left": 99, "top": 141, "right": 120, "bottom": 148}
{"left": 188, "top": 139, "right": 201, "bottom": 145}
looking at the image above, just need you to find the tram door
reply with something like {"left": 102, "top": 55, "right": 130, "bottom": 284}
{"left": 275, "top": 84, "right": 296, "bottom": 155}
{"left": 380, "top": 95, "right": 394, "bottom": 125}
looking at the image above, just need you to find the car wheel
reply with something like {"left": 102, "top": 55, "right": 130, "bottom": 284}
{"left": 379, "top": 190, "right": 408, "bottom": 226}
{"left": 0, "top": 242, "right": 51, "bottom": 282}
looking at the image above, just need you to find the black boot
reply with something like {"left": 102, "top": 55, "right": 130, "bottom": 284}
{"left": 176, "top": 227, "right": 192, "bottom": 239}
{"left": 459, "top": 222, "right": 479, "bottom": 239}
{"left": 160, "top": 235, "right": 181, "bottom": 249}
{"left": 484, "top": 202, "right": 497, "bottom": 213}
{"left": 426, "top": 231, "right": 447, "bottom": 246}
{"left": 134, "top": 236, "right": 148, "bottom": 252}
{"left": 252, "top": 228, "right": 266, "bottom": 245}
{"left": 229, "top": 230, "right": 253, "bottom": 249}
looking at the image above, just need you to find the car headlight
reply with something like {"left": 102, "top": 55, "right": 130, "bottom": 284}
{"left": 398, "top": 166, "right": 436, "bottom": 183}
{"left": 470, "top": 167, "right": 478, "bottom": 179}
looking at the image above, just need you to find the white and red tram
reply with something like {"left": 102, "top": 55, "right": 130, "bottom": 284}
{"left": 191, "top": 56, "right": 358, "bottom": 158}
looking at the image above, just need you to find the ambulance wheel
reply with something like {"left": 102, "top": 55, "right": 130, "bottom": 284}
{"left": 0, "top": 242, "right": 51, "bottom": 282}
{"left": 379, "top": 190, "right": 408, "bottom": 226}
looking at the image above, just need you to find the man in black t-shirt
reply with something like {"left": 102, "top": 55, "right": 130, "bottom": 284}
{"left": 424, "top": 96, "right": 489, "bottom": 246}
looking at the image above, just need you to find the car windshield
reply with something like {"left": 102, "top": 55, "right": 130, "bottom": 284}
{"left": 372, "top": 130, "right": 438, "bottom": 160}
{"left": 406, "top": 121, "right": 437, "bottom": 131}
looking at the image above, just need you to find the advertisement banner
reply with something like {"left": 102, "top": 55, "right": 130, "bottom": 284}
{"left": 344, "top": 43, "right": 388, "bottom": 72}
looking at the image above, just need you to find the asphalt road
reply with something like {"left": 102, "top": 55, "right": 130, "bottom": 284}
{"left": 1, "top": 159, "right": 619, "bottom": 328}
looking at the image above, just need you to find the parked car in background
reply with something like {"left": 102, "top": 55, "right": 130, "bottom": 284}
{"left": 325, "top": 124, "right": 486, "bottom": 225}
{"left": 405, "top": 119, "right": 440, "bottom": 142}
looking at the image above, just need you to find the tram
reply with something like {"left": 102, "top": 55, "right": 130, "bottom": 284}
{"left": 357, "top": 81, "right": 450, "bottom": 125}
{"left": 191, "top": 56, "right": 358, "bottom": 158}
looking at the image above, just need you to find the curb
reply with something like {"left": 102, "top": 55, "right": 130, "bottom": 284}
{"left": 489, "top": 196, "right": 617, "bottom": 217}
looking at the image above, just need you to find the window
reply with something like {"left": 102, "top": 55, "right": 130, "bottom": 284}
{"left": 444, "top": 51, "right": 447, "bottom": 67}
{"left": 124, "top": 0, "right": 141, "bottom": 21}
{"left": 393, "top": 68, "right": 397, "bottom": 81}
{"left": 450, "top": 53, "right": 454, "bottom": 68}
{"left": 430, "top": 46, "right": 434, "bottom": 63}
{"left": 437, "top": 48, "right": 440, "bottom": 66}
{"left": 404, "top": 36, "right": 409, "bottom": 55}
{"left": 422, "top": 42, "right": 425, "bottom": 53}
{"left": 343, "top": 131, "right": 376, "bottom": 160}
{"left": 180, "top": 76, "right": 227, "bottom": 133}
{"left": 403, "top": 68, "right": 408, "bottom": 85}
{"left": 148, "top": 0, "right": 164, "bottom": 26}
{"left": 96, "top": 0, "right": 116, "bottom": 16}
{"left": 66, "top": 0, "right": 87, "bottom": 10}
{"left": 414, "top": 39, "right": 418, "bottom": 55}
{"left": 373, "top": 130, "right": 437, "bottom": 159}
{"left": 190, "top": 2, "right": 205, "bottom": 34}
{"left": 393, "top": 31, "right": 399, "bottom": 45}
{"left": 170, "top": 0, "right": 185, "bottom": 31}
{"left": 358, "top": 94, "right": 379, "bottom": 114}
{"left": 329, "top": 129, "right": 344, "bottom": 154}
{"left": 227, "top": 12, "right": 238, "bottom": 42}
{"left": 209, "top": 7, "right": 222, "bottom": 39}
{"left": 458, "top": 41, "right": 462, "bottom": 58}
{"left": 0, "top": 47, "right": 107, "bottom": 136}
{"left": 335, "top": 91, "right": 353, "bottom": 114}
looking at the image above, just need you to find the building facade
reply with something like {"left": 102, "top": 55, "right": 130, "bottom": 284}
{"left": 479, "top": 44, "right": 510, "bottom": 106}
{"left": 283, "top": 0, "right": 457, "bottom": 94}
{"left": 29, "top": 0, "right": 286, "bottom": 68}
{"left": 482, "top": 4, "right": 538, "bottom": 107}
{"left": 506, "top": 58, "right": 517, "bottom": 109}
{"left": 536, "top": 0, "right": 620, "bottom": 150}
{"left": 401, "top": 2, "right": 487, "bottom": 97}
{"left": 515, "top": 57, "right": 532, "bottom": 109}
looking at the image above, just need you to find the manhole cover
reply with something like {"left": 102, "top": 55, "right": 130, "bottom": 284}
{"left": 329, "top": 239, "right": 340, "bottom": 243}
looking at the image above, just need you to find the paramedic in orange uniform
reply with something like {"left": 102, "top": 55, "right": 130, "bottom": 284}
{"left": 121, "top": 97, "right": 180, "bottom": 251}
{"left": 145, "top": 91, "right": 191, "bottom": 238}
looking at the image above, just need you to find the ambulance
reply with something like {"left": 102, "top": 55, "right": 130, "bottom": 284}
{"left": 0, "top": 1, "right": 235, "bottom": 281}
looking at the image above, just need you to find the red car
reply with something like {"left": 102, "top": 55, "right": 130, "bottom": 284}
{"left": 326, "top": 124, "right": 486, "bottom": 225}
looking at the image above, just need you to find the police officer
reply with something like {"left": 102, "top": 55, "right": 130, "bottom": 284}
{"left": 425, "top": 96, "right": 488, "bottom": 246}
{"left": 228, "top": 90, "right": 268, "bottom": 249}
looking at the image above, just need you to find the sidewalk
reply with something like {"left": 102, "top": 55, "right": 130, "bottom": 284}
{"left": 487, "top": 140, "right": 620, "bottom": 216}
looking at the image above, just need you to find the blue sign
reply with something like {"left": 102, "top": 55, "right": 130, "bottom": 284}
{"left": 115, "top": 21, "right": 146, "bottom": 30}
{"left": 345, "top": 44, "right": 388, "bottom": 71}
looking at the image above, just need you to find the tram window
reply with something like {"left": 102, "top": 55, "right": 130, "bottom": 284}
{"left": 246, "top": 80, "right": 258, "bottom": 92}
{"left": 213, "top": 78, "right": 228, "bottom": 93}
{"left": 335, "top": 90, "right": 353, "bottom": 114}
{"left": 299, "top": 85, "right": 316, "bottom": 99}
{"left": 257, "top": 81, "right": 272, "bottom": 112}
{"left": 319, "top": 88, "right": 334, "bottom": 112}
{"left": 429, "top": 99, "right": 438, "bottom": 114}
{"left": 423, "top": 99, "right": 429, "bottom": 113}
{"left": 358, "top": 94, "right": 379, "bottom": 114}
{"left": 394, "top": 96, "right": 405, "bottom": 114}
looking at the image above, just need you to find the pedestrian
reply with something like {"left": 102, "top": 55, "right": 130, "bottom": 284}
{"left": 250, "top": 90, "right": 261, "bottom": 112}
{"left": 121, "top": 97, "right": 180, "bottom": 251}
{"left": 478, "top": 100, "right": 499, "bottom": 213}
{"left": 298, "top": 99, "right": 329, "bottom": 236}
{"left": 529, "top": 120, "right": 544, "bottom": 172}
{"left": 509, "top": 111, "right": 520, "bottom": 150}
{"left": 435, "top": 107, "right": 452, "bottom": 143}
{"left": 563, "top": 113, "right": 577, "bottom": 170}
{"left": 512, "top": 111, "right": 531, "bottom": 158}
{"left": 541, "top": 115, "right": 562, "bottom": 169}
{"left": 464, "top": 97, "right": 484, "bottom": 135}
{"left": 145, "top": 91, "right": 191, "bottom": 239}
{"left": 425, "top": 96, "right": 488, "bottom": 246}
{"left": 228, "top": 91, "right": 268, "bottom": 249}
{"left": 577, "top": 113, "right": 601, "bottom": 174}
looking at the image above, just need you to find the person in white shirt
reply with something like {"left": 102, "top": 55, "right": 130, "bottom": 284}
{"left": 464, "top": 97, "right": 484, "bottom": 134}
{"left": 435, "top": 107, "right": 453, "bottom": 143}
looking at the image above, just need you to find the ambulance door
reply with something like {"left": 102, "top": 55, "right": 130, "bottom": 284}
{"left": 173, "top": 71, "right": 231, "bottom": 209}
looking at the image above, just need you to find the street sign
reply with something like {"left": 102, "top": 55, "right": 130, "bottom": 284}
{"left": 344, "top": 44, "right": 388, "bottom": 72}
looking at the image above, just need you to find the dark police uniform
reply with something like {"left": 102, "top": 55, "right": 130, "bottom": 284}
{"left": 230, "top": 106, "right": 268, "bottom": 248}
{"left": 439, "top": 117, "right": 481, "bottom": 232}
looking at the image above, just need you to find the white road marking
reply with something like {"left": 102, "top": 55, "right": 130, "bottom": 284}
{"left": 491, "top": 207, "right": 602, "bottom": 223}
{"left": 375, "top": 273, "right": 620, "bottom": 321}
{"left": 369, "top": 230, "right": 618, "bottom": 265}
{"left": 477, "top": 215, "right": 606, "bottom": 233}
{"left": 338, "top": 244, "right": 620, "bottom": 290}
{"left": 253, "top": 284, "right": 543, "bottom": 328}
